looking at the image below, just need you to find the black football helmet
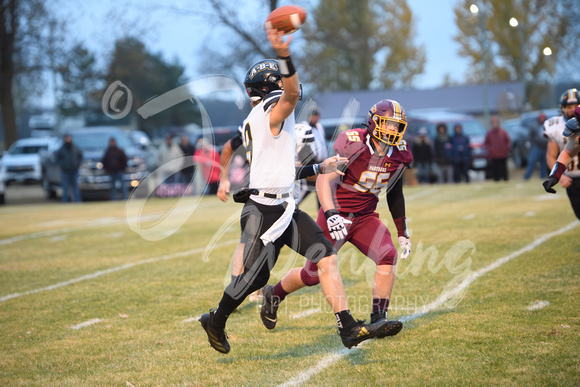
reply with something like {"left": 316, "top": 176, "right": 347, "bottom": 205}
{"left": 366, "top": 99, "right": 407, "bottom": 146}
{"left": 559, "top": 88, "right": 580, "bottom": 120}
{"left": 243, "top": 59, "right": 282, "bottom": 101}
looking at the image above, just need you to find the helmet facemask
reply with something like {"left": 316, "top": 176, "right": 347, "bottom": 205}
{"left": 367, "top": 99, "right": 407, "bottom": 146}
{"left": 560, "top": 88, "right": 580, "bottom": 120}
{"left": 371, "top": 113, "right": 407, "bottom": 146}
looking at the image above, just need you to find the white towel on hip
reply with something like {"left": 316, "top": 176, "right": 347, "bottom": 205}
{"left": 260, "top": 197, "right": 296, "bottom": 245}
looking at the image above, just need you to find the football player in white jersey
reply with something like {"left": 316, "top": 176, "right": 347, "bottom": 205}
{"left": 217, "top": 124, "right": 347, "bottom": 303}
{"left": 542, "top": 88, "right": 580, "bottom": 219}
{"left": 199, "top": 29, "right": 390, "bottom": 354}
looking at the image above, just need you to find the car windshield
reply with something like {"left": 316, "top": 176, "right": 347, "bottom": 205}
{"left": 71, "top": 132, "right": 132, "bottom": 150}
{"left": 8, "top": 144, "right": 48, "bottom": 155}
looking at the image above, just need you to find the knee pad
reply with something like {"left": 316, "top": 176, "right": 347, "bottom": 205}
{"left": 300, "top": 266, "right": 320, "bottom": 287}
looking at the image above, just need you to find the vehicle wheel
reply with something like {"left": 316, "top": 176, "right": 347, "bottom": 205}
{"left": 42, "top": 176, "right": 57, "bottom": 199}
{"left": 0, "top": 193, "right": 5, "bottom": 205}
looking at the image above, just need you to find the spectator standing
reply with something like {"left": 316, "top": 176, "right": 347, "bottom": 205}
{"left": 411, "top": 127, "right": 433, "bottom": 184}
{"left": 193, "top": 139, "right": 220, "bottom": 195}
{"left": 450, "top": 124, "right": 471, "bottom": 183}
{"left": 179, "top": 135, "right": 196, "bottom": 184}
{"left": 156, "top": 134, "right": 184, "bottom": 184}
{"left": 56, "top": 134, "right": 83, "bottom": 202}
{"left": 524, "top": 113, "right": 548, "bottom": 180}
{"left": 296, "top": 107, "right": 328, "bottom": 205}
{"left": 102, "top": 137, "right": 128, "bottom": 200}
{"left": 433, "top": 123, "right": 453, "bottom": 183}
{"left": 485, "top": 116, "right": 511, "bottom": 182}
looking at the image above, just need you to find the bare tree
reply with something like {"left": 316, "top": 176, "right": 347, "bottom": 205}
{"left": 1, "top": 0, "right": 66, "bottom": 148}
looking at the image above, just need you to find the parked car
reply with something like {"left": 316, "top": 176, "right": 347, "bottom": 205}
{"left": 406, "top": 110, "right": 489, "bottom": 171}
{"left": 40, "top": 127, "right": 149, "bottom": 200}
{"left": 504, "top": 109, "right": 559, "bottom": 168}
{"left": 194, "top": 125, "right": 240, "bottom": 153}
{"left": 0, "top": 137, "right": 59, "bottom": 185}
{"left": 504, "top": 118, "right": 530, "bottom": 168}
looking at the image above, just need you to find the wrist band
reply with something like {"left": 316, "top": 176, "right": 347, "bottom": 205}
{"left": 324, "top": 209, "right": 339, "bottom": 219}
{"left": 277, "top": 55, "right": 296, "bottom": 78}
{"left": 550, "top": 162, "right": 567, "bottom": 180}
{"left": 313, "top": 163, "right": 321, "bottom": 175}
{"left": 394, "top": 217, "right": 409, "bottom": 238}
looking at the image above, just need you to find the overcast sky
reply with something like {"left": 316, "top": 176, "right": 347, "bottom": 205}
{"left": 60, "top": 0, "right": 470, "bottom": 91}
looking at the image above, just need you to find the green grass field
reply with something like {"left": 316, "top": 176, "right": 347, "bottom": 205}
{"left": 0, "top": 179, "right": 579, "bottom": 386}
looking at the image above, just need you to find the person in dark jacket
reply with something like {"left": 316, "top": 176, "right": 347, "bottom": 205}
{"left": 485, "top": 115, "right": 511, "bottom": 182}
{"left": 179, "top": 135, "right": 196, "bottom": 185}
{"left": 411, "top": 127, "right": 433, "bottom": 184}
{"left": 102, "top": 137, "right": 128, "bottom": 200}
{"left": 56, "top": 134, "right": 83, "bottom": 202}
{"left": 524, "top": 113, "right": 548, "bottom": 180}
{"left": 433, "top": 123, "right": 453, "bottom": 183}
{"left": 450, "top": 124, "right": 471, "bottom": 183}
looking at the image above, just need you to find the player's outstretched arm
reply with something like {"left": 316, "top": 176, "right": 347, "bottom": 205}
{"left": 267, "top": 29, "right": 300, "bottom": 135}
{"left": 543, "top": 146, "right": 576, "bottom": 194}
{"left": 319, "top": 155, "right": 348, "bottom": 175}
{"left": 217, "top": 139, "right": 235, "bottom": 202}
{"left": 316, "top": 171, "right": 351, "bottom": 240}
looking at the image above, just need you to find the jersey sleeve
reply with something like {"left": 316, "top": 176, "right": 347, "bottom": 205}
{"left": 333, "top": 129, "right": 365, "bottom": 159}
{"left": 395, "top": 140, "right": 414, "bottom": 166}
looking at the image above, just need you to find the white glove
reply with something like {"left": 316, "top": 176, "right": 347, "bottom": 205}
{"left": 326, "top": 214, "right": 352, "bottom": 241}
{"left": 398, "top": 236, "right": 411, "bottom": 260}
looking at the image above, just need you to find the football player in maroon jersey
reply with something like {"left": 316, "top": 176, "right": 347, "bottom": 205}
{"left": 261, "top": 99, "right": 413, "bottom": 337}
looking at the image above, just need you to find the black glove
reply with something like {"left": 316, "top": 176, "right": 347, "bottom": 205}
{"left": 542, "top": 177, "right": 559, "bottom": 194}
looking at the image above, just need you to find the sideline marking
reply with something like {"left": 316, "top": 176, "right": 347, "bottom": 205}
{"left": 0, "top": 239, "right": 239, "bottom": 302}
{"left": 71, "top": 318, "right": 103, "bottom": 330}
{"left": 291, "top": 308, "right": 321, "bottom": 319}
{"left": 0, "top": 201, "right": 222, "bottom": 246}
{"left": 527, "top": 301, "right": 550, "bottom": 311}
{"left": 279, "top": 220, "right": 579, "bottom": 386}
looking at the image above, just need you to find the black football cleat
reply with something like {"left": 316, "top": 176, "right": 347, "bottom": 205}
{"left": 371, "top": 312, "right": 403, "bottom": 338}
{"left": 199, "top": 309, "right": 230, "bottom": 354}
{"left": 260, "top": 285, "right": 280, "bottom": 330}
{"left": 339, "top": 319, "right": 389, "bottom": 349}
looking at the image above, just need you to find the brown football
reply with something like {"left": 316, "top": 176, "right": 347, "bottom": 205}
{"left": 264, "top": 5, "right": 307, "bottom": 35}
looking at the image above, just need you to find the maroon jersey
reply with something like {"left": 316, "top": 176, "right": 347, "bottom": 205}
{"left": 333, "top": 128, "right": 413, "bottom": 214}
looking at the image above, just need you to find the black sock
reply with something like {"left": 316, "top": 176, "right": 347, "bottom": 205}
{"left": 212, "top": 292, "right": 244, "bottom": 329}
{"left": 335, "top": 310, "right": 356, "bottom": 332}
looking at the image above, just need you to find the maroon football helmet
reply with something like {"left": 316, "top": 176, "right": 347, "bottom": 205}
{"left": 366, "top": 99, "right": 407, "bottom": 146}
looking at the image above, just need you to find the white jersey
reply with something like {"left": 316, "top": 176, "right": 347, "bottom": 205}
{"left": 544, "top": 115, "right": 580, "bottom": 177}
{"left": 298, "top": 120, "right": 328, "bottom": 163}
{"left": 242, "top": 91, "right": 296, "bottom": 205}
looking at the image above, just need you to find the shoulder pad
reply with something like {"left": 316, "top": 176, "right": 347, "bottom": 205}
{"left": 263, "top": 90, "right": 283, "bottom": 112}
{"left": 334, "top": 129, "right": 366, "bottom": 158}
{"left": 563, "top": 117, "right": 580, "bottom": 137}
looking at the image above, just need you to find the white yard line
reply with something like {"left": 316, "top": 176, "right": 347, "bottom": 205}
{"left": 279, "top": 220, "right": 579, "bottom": 387}
{"left": 70, "top": 318, "right": 103, "bottom": 330}
{"left": 291, "top": 308, "right": 321, "bottom": 319}
{"left": 0, "top": 201, "right": 220, "bottom": 246}
{"left": 406, "top": 187, "right": 438, "bottom": 201}
{"left": 0, "top": 239, "right": 239, "bottom": 302}
{"left": 527, "top": 301, "right": 550, "bottom": 311}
